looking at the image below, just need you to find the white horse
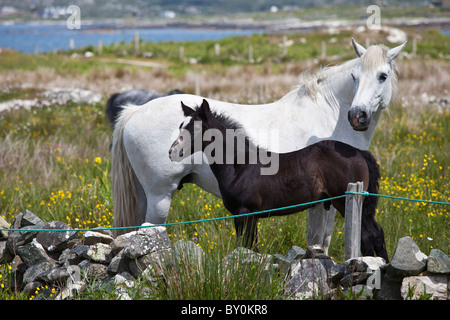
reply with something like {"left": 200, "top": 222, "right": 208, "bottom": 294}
{"left": 111, "top": 39, "right": 406, "bottom": 254}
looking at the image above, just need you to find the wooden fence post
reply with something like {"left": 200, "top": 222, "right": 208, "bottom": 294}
{"left": 321, "top": 41, "right": 326, "bottom": 59}
{"left": 134, "top": 31, "right": 139, "bottom": 56}
{"left": 344, "top": 181, "right": 364, "bottom": 260}
{"left": 248, "top": 44, "right": 254, "bottom": 63}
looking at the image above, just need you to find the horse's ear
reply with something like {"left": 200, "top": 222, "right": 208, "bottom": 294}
{"left": 352, "top": 38, "right": 366, "bottom": 57}
{"left": 200, "top": 99, "right": 211, "bottom": 115}
{"left": 181, "top": 101, "right": 195, "bottom": 116}
{"left": 387, "top": 41, "right": 407, "bottom": 62}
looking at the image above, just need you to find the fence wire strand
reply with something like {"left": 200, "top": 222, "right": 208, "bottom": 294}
{"left": 0, "top": 192, "right": 448, "bottom": 233}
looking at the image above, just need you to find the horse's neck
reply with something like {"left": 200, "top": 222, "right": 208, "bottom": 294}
{"left": 206, "top": 127, "right": 258, "bottom": 180}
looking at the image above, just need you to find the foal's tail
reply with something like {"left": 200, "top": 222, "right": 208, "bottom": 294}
{"left": 111, "top": 104, "right": 142, "bottom": 237}
{"left": 360, "top": 150, "right": 389, "bottom": 262}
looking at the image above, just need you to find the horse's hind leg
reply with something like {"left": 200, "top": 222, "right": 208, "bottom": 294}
{"left": 307, "top": 205, "right": 336, "bottom": 255}
{"left": 144, "top": 183, "right": 179, "bottom": 225}
{"left": 133, "top": 174, "right": 147, "bottom": 225}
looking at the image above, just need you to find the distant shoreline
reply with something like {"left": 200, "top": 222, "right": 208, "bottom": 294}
{"left": 2, "top": 16, "right": 450, "bottom": 32}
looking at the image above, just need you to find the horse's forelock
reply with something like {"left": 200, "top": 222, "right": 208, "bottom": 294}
{"left": 362, "top": 45, "right": 398, "bottom": 96}
{"left": 360, "top": 45, "right": 389, "bottom": 72}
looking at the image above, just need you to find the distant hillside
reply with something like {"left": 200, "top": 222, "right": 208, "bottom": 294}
{"left": 0, "top": 0, "right": 441, "bottom": 20}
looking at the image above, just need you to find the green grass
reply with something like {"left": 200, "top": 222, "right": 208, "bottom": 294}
{"left": 0, "top": 30, "right": 449, "bottom": 300}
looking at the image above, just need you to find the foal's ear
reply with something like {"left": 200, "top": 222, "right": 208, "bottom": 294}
{"left": 352, "top": 38, "right": 366, "bottom": 58}
{"left": 387, "top": 41, "right": 407, "bottom": 62}
{"left": 181, "top": 101, "right": 195, "bottom": 116}
{"left": 200, "top": 99, "right": 212, "bottom": 116}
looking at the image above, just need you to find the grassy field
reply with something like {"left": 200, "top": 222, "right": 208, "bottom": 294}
{"left": 0, "top": 28, "right": 448, "bottom": 300}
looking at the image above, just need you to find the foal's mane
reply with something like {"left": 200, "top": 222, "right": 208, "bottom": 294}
{"left": 297, "top": 44, "right": 398, "bottom": 100}
{"left": 193, "top": 103, "right": 266, "bottom": 152}
{"left": 194, "top": 105, "right": 243, "bottom": 132}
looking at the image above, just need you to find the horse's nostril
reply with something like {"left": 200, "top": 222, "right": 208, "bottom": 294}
{"left": 360, "top": 110, "right": 367, "bottom": 121}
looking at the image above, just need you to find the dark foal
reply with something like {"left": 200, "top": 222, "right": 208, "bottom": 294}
{"left": 169, "top": 99, "right": 388, "bottom": 261}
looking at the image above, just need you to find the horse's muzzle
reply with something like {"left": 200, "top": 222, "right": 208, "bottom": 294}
{"left": 348, "top": 107, "right": 370, "bottom": 131}
{"left": 169, "top": 145, "right": 182, "bottom": 162}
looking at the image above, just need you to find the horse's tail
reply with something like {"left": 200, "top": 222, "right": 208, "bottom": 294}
{"left": 105, "top": 92, "right": 120, "bottom": 128}
{"left": 111, "top": 104, "right": 142, "bottom": 237}
{"left": 360, "top": 150, "right": 389, "bottom": 262}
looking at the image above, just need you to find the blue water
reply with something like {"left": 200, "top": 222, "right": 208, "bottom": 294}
{"left": 0, "top": 22, "right": 264, "bottom": 53}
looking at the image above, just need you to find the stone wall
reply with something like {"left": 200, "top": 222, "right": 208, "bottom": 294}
{"left": 0, "top": 210, "right": 449, "bottom": 300}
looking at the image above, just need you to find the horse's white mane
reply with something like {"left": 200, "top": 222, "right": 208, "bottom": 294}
{"left": 297, "top": 44, "right": 398, "bottom": 100}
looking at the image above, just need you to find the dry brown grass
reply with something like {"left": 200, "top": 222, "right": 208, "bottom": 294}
{"left": 1, "top": 55, "right": 447, "bottom": 110}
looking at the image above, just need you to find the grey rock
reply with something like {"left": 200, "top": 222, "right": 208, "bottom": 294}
{"left": 23, "top": 281, "right": 43, "bottom": 296}
{"left": 6, "top": 211, "right": 45, "bottom": 252}
{"left": 331, "top": 263, "right": 346, "bottom": 285}
{"left": 222, "top": 247, "right": 272, "bottom": 271}
{"left": 107, "top": 250, "right": 131, "bottom": 275}
{"left": 427, "top": 249, "right": 450, "bottom": 274}
{"left": 0, "top": 215, "right": 9, "bottom": 239}
{"left": 22, "top": 262, "right": 53, "bottom": 286}
{"left": 304, "top": 244, "right": 329, "bottom": 259}
{"left": 86, "top": 243, "right": 113, "bottom": 264}
{"left": 37, "top": 266, "right": 70, "bottom": 283}
{"left": 120, "top": 224, "right": 171, "bottom": 259}
{"left": 36, "top": 221, "right": 78, "bottom": 253}
{"left": 173, "top": 240, "right": 205, "bottom": 268}
{"left": 58, "top": 245, "right": 90, "bottom": 266}
{"left": 343, "top": 284, "right": 374, "bottom": 300}
{"left": 401, "top": 275, "right": 448, "bottom": 300}
{"left": 340, "top": 272, "right": 372, "bottom": 288}
{"left": 0, "top": 240, "right": 14, "bottom": 263}
{"left": 16, "top": 238, "right": 55, "bottom": 267}
{"left": 375, "top": 273, "right": 403, "bottom": 300}
{"left": 274, "top": 246, "right": 306, "bottom": 274}
{"left": 12, "top": 210, "right": 44, "bottom": 229}
{"left": 286, "top": 258, "right": 333, "bottom": 299}
{"left": 81, "top": 261, "right": 109, "bottom": 282}
{"left": 137, "top": 249, "right": 172, "bottom": 281}
{"left": 83, "top": 230, "right": 114, "bottom": 245}
{"left": 387, "top": 236, "right": 427, "bottom": 280}
{"left": 340, "top": 257, "right": 386, "bottom": 288}
{"left": 345, "top": 257, "right": 386, "bottom": 273}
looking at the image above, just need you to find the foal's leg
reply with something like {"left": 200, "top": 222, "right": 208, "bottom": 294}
{"left": 234, "top": 214, "right": 258, "bottom": 249}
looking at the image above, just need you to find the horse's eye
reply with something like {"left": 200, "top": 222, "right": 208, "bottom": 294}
{"left": 378, "top": 72, "right": 388, "bottom": 82}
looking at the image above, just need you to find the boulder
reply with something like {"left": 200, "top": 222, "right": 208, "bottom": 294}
{"left": 274, "top": 246, "right": 306, "bottom": 274}
{"left": 173, "top": 240, "right": 205, "bottom": 270}
{"left": 401, "top": 275, "right": 448, "bottom": 300}
{"left": 387, "top": 236, "right": 427, "bottom": 280}
{"left": 6, "top": 210, "right": 45, "bottom": 252}
{"left": 22, "top": 262, "right": 54, "bottom": 286}
{"left": 16, "top": 238, "right": 55, "bottom": 267}
{"left": 427, "top": 249, "right": 450, "bottom": 274}
{"left": 112, "top": 224, "right": 171, "bottom": 259}
{"left": 0, "top": 215, "right": 9, "bottom": 239}
{"left": 83, "top": 230, "right": 114, "bottom": 245}
{"left": 36, "top": 221, "right": 78, "bottom": 253}
{"left": 285, "top": 258, "right": 334, "bottom": 299}
{"left": 340, "top": 257, "right": 386, "bottom": 288}
{"left": 86, "top": 243, "right": 113, "bottom": 264}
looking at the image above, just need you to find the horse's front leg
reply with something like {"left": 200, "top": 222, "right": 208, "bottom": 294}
{"left": 307, "top": 205, "right": 336, "bottom": 255}
{"left": 234, "top": 213, "right": 258, "bottom": 249}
